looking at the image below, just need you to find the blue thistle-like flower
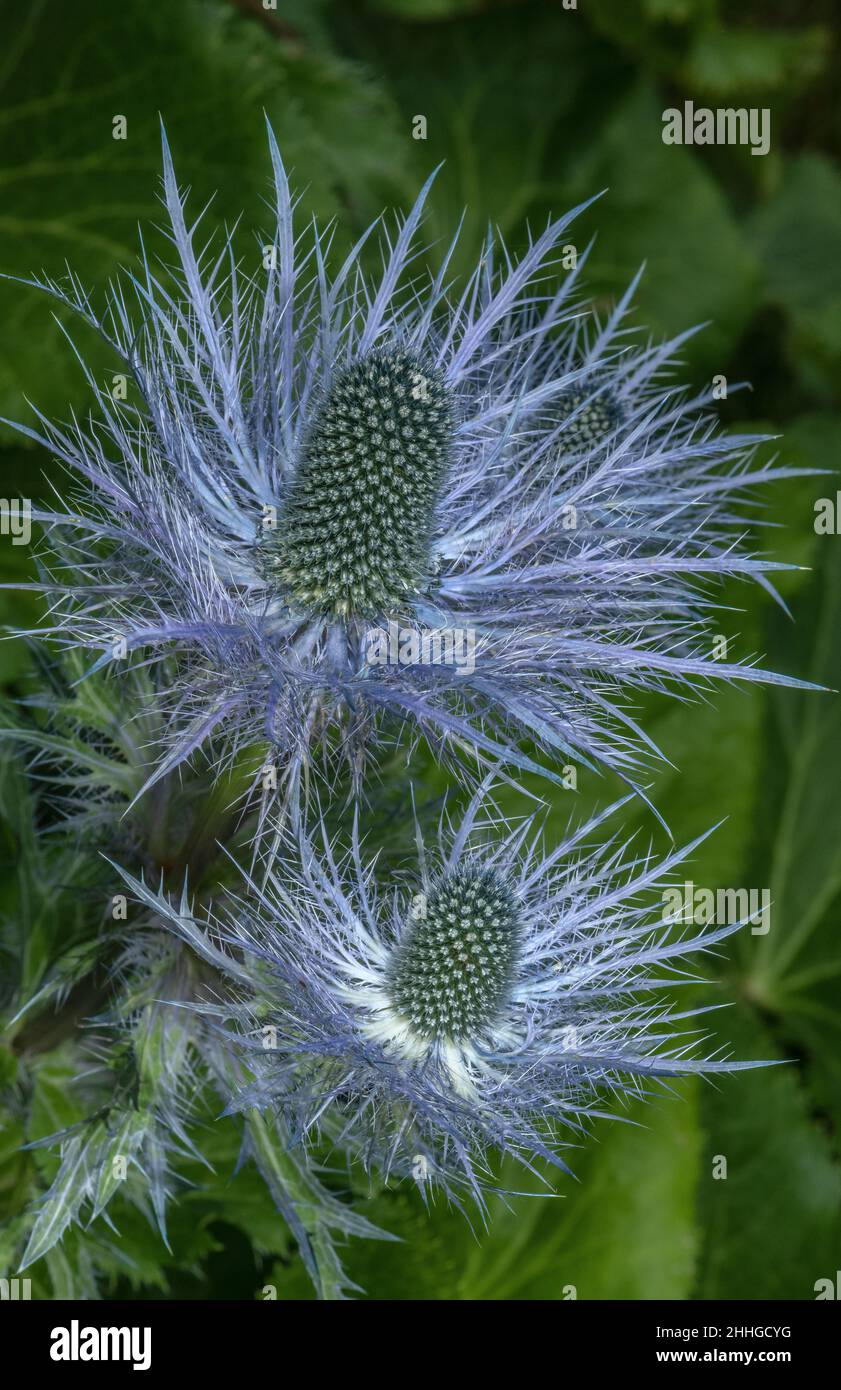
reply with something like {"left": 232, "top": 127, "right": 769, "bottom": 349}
{"left": 261, "top": 348, "right": 453, "bottom": 618}
{"left": 5, "top": 123, "right": 817, "bottom": 812}
{"left": 120, "top": 789, "right": 769, "bottom": 1208}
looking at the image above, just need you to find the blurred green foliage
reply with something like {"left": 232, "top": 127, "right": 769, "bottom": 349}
{"left": 1, "top": 0, "right": 840, "bottom": 1299}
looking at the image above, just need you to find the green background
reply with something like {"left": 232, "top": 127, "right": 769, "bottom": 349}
{"left": 1, "top": 0, "right": 840, "bottom": 1299}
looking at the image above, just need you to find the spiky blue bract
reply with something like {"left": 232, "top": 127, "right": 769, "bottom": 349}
{"left": 5, "top": 123, "right": 817, "bottom": 811}
{"left": 119, "top": 789, "right": 769, "bottom": 1211}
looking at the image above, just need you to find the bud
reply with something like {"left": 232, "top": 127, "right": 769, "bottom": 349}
{"left": 559, "top": 387, "right": 624, "bottom": 453}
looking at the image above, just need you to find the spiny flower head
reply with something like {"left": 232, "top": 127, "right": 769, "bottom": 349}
{"left": 122, "top": 788, "right": 768, "bottom": 1207}
{"left": 7, "top": 122, "right": 816, "bottom": 813}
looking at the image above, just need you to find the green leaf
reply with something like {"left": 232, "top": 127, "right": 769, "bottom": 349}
{"left": 750, "top": 155, "right": 841, "bottom": 393}
{"left": 586, "top": 0, "right": 717, "bottom": 54}
{"left": 694, "top": 1009, "right": 841, "bottom": 1299}
{"left": 748, "top": 483, "right": 841, "bottom": 1008}
{"left": 91, "top": 1111, "right": 150, "bottom": 1220}
{"left": 683, "top": 26, "right": 828, "bottom": 99}
{"left": 20, "top": 1125, "right": 104, "bottom": 1269}
{"left": 563, "top": 81, "right": 760, "bottom": 369}
{"left": 246, "top": 1111, "right": 396, "bottom": 1301}
{"left": 0, "top": 0, "right": 407, "bottom": 441}
{"left": 369, "top": 0, "right": 483, "bottom": 16}
{"left": 28, "top": 1054, "right": 88, "bottom": 1153}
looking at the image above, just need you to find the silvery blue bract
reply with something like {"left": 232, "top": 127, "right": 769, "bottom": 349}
{"left": 5, "top": 125, "right": 815, "bottom": 815}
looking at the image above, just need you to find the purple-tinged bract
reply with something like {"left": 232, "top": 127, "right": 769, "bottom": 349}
{"left": 6, "top": 123, "right": 815, "bottom": 810}
{"left": 121, "top": 790, "right": 769, "bottom": 1208}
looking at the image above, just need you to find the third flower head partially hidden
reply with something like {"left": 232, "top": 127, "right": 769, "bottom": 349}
{"left": 9, "top": 123, "right": 820, "bottom": 816}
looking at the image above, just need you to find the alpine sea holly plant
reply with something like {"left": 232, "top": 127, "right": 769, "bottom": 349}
{"left": 117, "top": 787, "right": 774, "bottom": 1213}
{"left": 0, "top": 126, "right": 814, "bottom": 1299}
{"left": 0, "top": 122, "right": 817, "bottom": 815}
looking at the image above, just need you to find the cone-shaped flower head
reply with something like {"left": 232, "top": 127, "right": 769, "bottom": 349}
{"left": 259, "top": 350, "right": 451, "bottom": 619}
{"left": 388, "top": 865, "right": 521, "bottom": 1044}
{"left": 9, "top": 123, "right": 816, "bottom": 813}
